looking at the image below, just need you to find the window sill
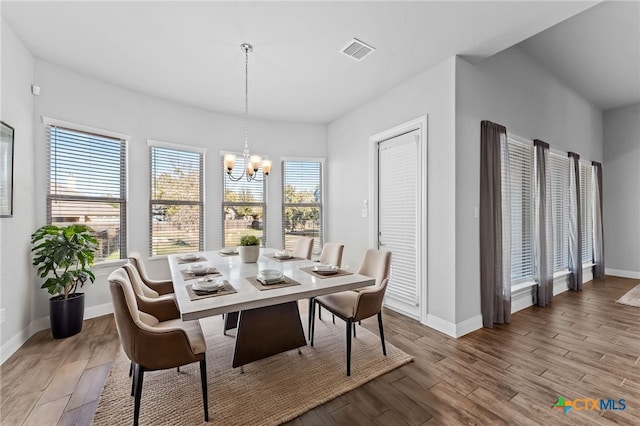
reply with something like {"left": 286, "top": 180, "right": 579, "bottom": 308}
{"left": 93, "top": 259, "right": 127, "bottom": 269}
{"left": 553, "top": 269, "right": 570, "bottom": 279}
{"left": 512, "top": 280, "right": 536, "bottom": 293}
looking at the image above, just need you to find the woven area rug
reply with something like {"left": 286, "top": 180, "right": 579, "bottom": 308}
{"left": 93, "top": 309, "right": 412, "bottom": 425}
{"left": 616, "top": 283, "right": 640, "bottom": 307}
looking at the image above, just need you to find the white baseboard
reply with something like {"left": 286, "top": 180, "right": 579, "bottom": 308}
{"left": 605, "top": 268, "right": 640, "bottom": 279}
{"left": 85, "top": 302, "right": 114, "bottom": 319}
{"left": 424, "top": 314, "right": 482, "bottom": 338}
{"left": 454, "top": 314, "right": 483, "bottom": 337}
{"left": 512, "top": 286, "right": 535, "bottom": 314}
{"left": 1, "top": 302, "right": 113, "bottom": 365}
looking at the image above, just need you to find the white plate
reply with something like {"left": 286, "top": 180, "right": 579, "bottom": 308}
{"left": 314, "top": 264, "right": 337, "bottom": 272}
{"left": 258, "top": 269, "right": 284, "bottom": 281}
{"left": 180, "top": 254, "right": 198, "bottom": 261}
{"left": 220, "top": 247, "right": 238, "bottom": 254}
{"left": 275, "top": 251, "right": 291, "bottom": 259}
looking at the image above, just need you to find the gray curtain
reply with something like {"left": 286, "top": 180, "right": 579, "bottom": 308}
{"left": 534, "top": 140, "right": 553, "bottom": 306}
{"left": 592, "top": 161, "right": 605, "bottom": 279}
{"left": 480, "top": 120, "right": 511, "bottom": 327}
{"left": 568, "top": 152, "right": 583, "bottom": 291}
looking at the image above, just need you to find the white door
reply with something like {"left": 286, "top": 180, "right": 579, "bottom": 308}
{"left": 378, "top": 130, "right": 420, "bottom": 319}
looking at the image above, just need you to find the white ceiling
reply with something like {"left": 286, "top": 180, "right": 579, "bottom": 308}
{"left": 519, "top": 0, "right": 640, "bottom": 112}
{"left": 2, "top": 1, "right": 635, "bottom": 124}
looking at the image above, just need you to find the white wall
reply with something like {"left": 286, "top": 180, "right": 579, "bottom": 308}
{"left": 455, "top": 47, "right": 604, "bottom": 324}
{"left": 603, "top": 103, "right": 640, "bottom": 278}
{"left": 328, "top": 57, "right": 457, "bottom": 329}
{"left": 0, "top": 20, "right": 36, "bottom": 356}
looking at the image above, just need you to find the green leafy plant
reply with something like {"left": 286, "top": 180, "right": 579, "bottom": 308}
{"left": 31, "top": 224, "right": 98, "bottom": 299}
{"left": 239, "top": 235, "right": 260, "bottom": 246}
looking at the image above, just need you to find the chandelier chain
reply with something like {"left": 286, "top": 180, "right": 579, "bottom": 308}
{"left": 244, "top": 45, "right": 249, "bottom": 153}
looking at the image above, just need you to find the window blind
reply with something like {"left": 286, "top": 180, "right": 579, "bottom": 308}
{"left": 282, "top": 160, "right": 323, "bottom": 254}
{"left": 505, "top": 138, "right": 534, "bottom": 282}
{"left": 46, "top": 124, "right": 127, "bottom": 262}
{"left": 579, "top": 161, "right": 593, "bottom": 264}
{"left": 549, "top": 153, "right": 569, "bottom": 272}
{"left": 149, "top": 144, "right": 203, "bottom": 256}
{"left": 222, "top": 155, "right": 266, "bottom": 246}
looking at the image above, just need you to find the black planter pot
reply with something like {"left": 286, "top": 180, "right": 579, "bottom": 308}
{"left": 49, "top": 293, "right": 85, "bottom": 339}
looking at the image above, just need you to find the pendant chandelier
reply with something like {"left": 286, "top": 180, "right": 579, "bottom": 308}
{"left": 224, "top": 43, "right": 271, "bottom": 181}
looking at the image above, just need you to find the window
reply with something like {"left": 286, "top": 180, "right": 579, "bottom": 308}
{"left": 579, "top": 161, "right": 593, "bottom": 264}
{"left": 282, "top": 159, "right": 323, "bottom": 253}
{"left": 149, "top": 142, "right": 204, "bottom": 256}
{"left": 549, "top": 152, "right": 569, "bottom": 272}
{"left": 222, "top": 155, "right": 266, "bottom": 246}
{"left": 505, "top": 137, "right": 534, "bottom": 283}
{"left": 45, "top": 119, "right": 127, "bottom": 262}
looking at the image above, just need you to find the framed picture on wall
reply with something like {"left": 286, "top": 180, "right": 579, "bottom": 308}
{"left": 0, "top": 121, "right": 15, "bottom": 217}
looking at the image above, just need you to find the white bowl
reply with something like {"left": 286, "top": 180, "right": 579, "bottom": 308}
{"left": 193, "top": 277, "right": 223, "bottom": 292}
{"left": 188, "top": 263, "right": 205, "bottom": 272}
{"left": 258, "top": 269, "right": 284, "bottom": 281}
{"left": 220, "top": 247, "right": 237, "bottom": 254}
{"left": 180, "top": 254, "right": 198, "bottom": 261}
{"left": 275, "top": 250, "right": 291, "bottom": 259}
{"left": 314, "top": 264, "right": 337, "bottom": 272}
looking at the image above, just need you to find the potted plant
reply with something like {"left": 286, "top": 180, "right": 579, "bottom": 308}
{"left": 31, "top": 224, "right": 98, "bottom": 339}
{"left": 238, "top": 235, "right": 260, "bottom": 263}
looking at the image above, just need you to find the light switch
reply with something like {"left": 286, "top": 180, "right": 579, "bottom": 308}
{"left": 361, "top": 209, "right": 368, "bottom": 218}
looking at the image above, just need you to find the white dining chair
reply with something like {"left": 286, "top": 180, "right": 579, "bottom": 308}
{"left": 292, "top": 237, "right": 314, "bottom": 259}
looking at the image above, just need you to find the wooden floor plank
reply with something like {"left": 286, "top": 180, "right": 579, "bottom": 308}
{"left": 37, "top": 359, "right": 88, "bottom": 405}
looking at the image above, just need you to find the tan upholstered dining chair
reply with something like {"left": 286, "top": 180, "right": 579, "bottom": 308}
{"left": 122, "top": 263, "right": 180, "bottom": 322}
{"left": 128, "top": 252, "right": 174, "bottom": 295}
{"left": 321, "top": 248, "right": 392, "bottom": 325}
{"left": 292, "top": 236, "right": 314, "bottom": 259}
{"left": 318, "top": 243, "right": 344, "bottom": 267}
{"left": 307, "top": 243, "right": 345, "bottom": 337}
{"left": 354, "top": 248, "right": 392, "bottom": 287}
{"left": 310, "top": 277, "right": 390, "bottom": 376}
{"left": 108, "top": 268, "right": 209, "bottom": 426}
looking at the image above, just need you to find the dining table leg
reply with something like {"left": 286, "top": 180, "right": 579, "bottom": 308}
{"left": 232, "top": 301, "right": 307, "bottom": 368}
{"left": 223, "top": 311, "right": 239, "bottom": 335}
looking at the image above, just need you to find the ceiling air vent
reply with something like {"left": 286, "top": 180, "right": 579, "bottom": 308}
{"left": 340, "top": 38, "right": 375, "bottom": 61}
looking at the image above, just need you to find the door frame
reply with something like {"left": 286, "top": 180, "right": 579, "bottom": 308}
{"left": 368, "top": 116, "right": 427, "bottom": 322}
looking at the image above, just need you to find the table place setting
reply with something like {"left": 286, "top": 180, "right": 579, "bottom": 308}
{"left": 186, "top": 276, "right": 237, "bottom": 300}
{"left": 266, "top": 250, "right": 305, "bottom": 263}
{"left": 300, "top": 264, "right": 354, "bottom": 279}
{"left": 176, "top": 253, "right": 208, "bottom": 264}
{"left": 180, "top": 263, "right": 221, "bottom": 280}
{"left": 218, "top": 247, "right": 239, "bottom": 257}
{"left": 247, "top": 269, "right": 301, "bottom": 291}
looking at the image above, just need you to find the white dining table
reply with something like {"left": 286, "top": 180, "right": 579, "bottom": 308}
{"left": 167, "top": 248, "right": 374, "bottom": 368}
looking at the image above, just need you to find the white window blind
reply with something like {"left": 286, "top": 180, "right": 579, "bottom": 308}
{"left": 282, "top": 160, "right": 323, "bottom": 254}
{"left": 505, "top": 138, "right": 534, "bottom": 283}
{"left": 149, "top": 144, "right": 203, "bottom": 256}
{"left": 46, "top": 123, "right": 127, "bottom": 262}
{"left": 378, "top": 135, "right": 419, "bottom": 307}
{"left": 222, "top": 155, "right": 266, "bottom": 246}
{"left": 549, "top": 153, "right": 569, "bottom": 272}
{"left": 580, "top": 161, "right": 593, "bottom": 264}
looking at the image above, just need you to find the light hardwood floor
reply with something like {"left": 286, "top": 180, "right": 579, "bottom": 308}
{"left": 1, "top": 276, "right": 639, "bottom": 425}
